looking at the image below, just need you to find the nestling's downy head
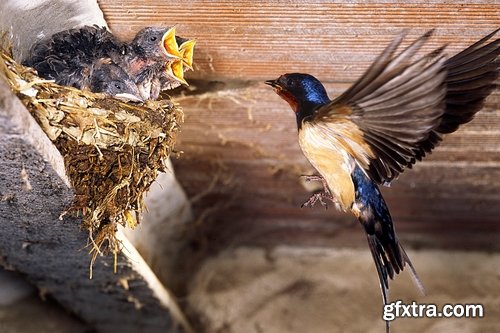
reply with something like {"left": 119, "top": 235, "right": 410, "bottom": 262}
{"left": 90, "top": 60, "right": 143, "bottom": 102}
{"left": 130, "top": 26, "right": 196, "bottom": 89}
{"left": 132, "top": 26, "right": 182, "bottom": 60}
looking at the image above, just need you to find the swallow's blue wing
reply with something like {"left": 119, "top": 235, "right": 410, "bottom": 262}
{"left": 315, "top": 31, "right": 446, "bottom": 184}
{"left": 315, "top": 29, "right": 499, "bottom": 185}
{"left": 413, "top": 28, "right": 500, "bottom": 162}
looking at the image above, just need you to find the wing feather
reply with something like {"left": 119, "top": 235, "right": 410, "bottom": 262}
{"left": 335, "top": 34, "right": 405, "bottom": 104}
{"left": 311, "top": 29, "right": 498, "bottom": 185}
{"left": 314, "top": 31, "right": 447, "bottom": 183}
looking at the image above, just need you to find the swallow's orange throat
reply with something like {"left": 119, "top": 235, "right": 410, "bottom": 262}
{"left": 275, "top": 88, "right": 299, "bottom": 113}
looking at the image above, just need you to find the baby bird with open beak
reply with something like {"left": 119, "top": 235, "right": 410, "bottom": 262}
{"left": 23, "top": 25, "right": 195, "bottom": 101}
{"left": 159, "top": 35, "right": 196, "bottom": 91}
{"left": 112, "top": 26, "right": 196, "bottom": 100}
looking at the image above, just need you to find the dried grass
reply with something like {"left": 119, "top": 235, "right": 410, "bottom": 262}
{"left": 0, "top": 39, "right": 183, "bottom": 273}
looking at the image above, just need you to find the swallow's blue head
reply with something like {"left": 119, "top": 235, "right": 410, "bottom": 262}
{"left": 265, "top": 73, "right": 330, "bottom": 118}
{"left": 266, "top": 73, "right": 331, "bottom": 127}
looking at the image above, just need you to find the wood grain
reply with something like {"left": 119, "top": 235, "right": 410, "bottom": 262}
{"left": 100, "top": 0, "right": 499, "bottom": 82}
{"left": 97, "top": 1, "right": 500, "bottom": 251}
{"left": 170, "top": 84, "right": 500, "bottom": 252}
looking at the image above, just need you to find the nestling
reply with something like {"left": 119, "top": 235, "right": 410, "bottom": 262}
{"left": 23, "top": 25, "right": 142, "bottom": 101}
{"left": 113, "top": 26, "right": 196, "bottom": 100}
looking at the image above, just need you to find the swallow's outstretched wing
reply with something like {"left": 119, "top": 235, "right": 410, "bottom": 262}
{"left": 315, "top": 29, "right": 499, "bottom": 185}
{"left": 414, "top": 28, "right": 500, "bottom": 162}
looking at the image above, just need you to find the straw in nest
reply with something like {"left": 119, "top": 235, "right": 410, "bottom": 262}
{"left": 0, "top": 40, "right": 183, "bottom": 275}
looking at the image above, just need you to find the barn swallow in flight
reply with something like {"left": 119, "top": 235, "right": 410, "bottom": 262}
{"left": 23, "top": 25, "right": 142, "bottom": 101}
{"left": 266, "top": 29, "right": 499, "bottom": 331}
{"left": 113, "top": 27, "right": 196, "bottom": 100}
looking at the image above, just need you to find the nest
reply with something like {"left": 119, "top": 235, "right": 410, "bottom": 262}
{"left": 0, "top": 41, "right": 183, "bottom": 272}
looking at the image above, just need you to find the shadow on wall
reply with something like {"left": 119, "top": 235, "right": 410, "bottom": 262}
{"left": 0, "top": 0, "right": 107, "bottom": 62}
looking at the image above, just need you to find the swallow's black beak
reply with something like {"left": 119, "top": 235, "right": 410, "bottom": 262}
{"left": 265, "top": 79, "right": 279, "bottom": 88}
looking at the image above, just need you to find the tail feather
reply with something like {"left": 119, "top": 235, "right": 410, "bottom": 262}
{"left": 400, "top": 243, "right": 426, "bottom": 295}
{"left": 366, "top": 232, "right": 424, "bottom": 333}
{"left": 366, "top": 235, "right": 391, "bottom": 333}
{"left": 352, "top": 165, "right": 423, "bottom": 332}
{"left": 367, "top": 235, "right": 391, "bottom": 294}
{"left": 366, "top": 233, "right": 425, "bottom": 300}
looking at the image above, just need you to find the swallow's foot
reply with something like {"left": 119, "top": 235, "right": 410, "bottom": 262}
{"left": 301, "top": 191, "right": 332, "bottom": 208}
{"left": 300, "top": 175, "right": 335, "bottom": 209}
{"left": 302, "top": 175, "right": 325, "bottom": 183}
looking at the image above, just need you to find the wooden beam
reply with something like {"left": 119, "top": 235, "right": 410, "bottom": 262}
{"left": 100, "top": 0, "right": 499, "bottom": 82}
{"left": 169, "top": 84, "right": 500, "bottom": 251}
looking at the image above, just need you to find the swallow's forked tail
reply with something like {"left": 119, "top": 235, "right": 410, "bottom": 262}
{"left": 365, "top": 232, "right": 425, "bottom": 302}
{"left": 351, "top": 166, "right": 424, "bottom": 332}
{"left": 365, "top": 233, "right": 424, "bottom": 333}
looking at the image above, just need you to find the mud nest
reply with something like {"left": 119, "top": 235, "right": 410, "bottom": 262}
{"left": 0, "top": 41, "right": 183, "bottom": 270}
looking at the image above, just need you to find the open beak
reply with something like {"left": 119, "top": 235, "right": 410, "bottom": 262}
{"left": 178, "top": 39, "right": 196, "bottom": 69}
{"left": 161, "top": 27, "right": 182, "bottom": 59}
{"left": 166, "top": 60, "right": 188, "bottom": 86}
{"left": 115, "top": 93, "right": 144, "bottom": 103}
{"left": 265, "top": 79, "right": 280, "bottom": 88}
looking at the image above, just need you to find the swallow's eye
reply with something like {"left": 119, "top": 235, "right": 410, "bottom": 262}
{"left": 150, "top": 36, "right": 157, "bottom": 42}
{"left": 114, "top": 83, "right": 123, "bottom": 90}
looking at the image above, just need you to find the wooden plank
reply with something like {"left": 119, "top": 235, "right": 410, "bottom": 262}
{"left": 168, "top": 84, "right": 499, "bottom": 251}
{"left": 97, "top": 1, "right": 499, "bottom": 251}
{"left": 100, "top": 0, "right": 499, "bottom": 81}
{"left": 0, "top": 77, "right": 191, "bottom": 333}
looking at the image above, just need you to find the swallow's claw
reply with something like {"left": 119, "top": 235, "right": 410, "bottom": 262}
{"left": 301, "top": 175, "right": 324, "bottom": 183}
{"left": 301, "top": 191, "right": 335, "bottom": 209}
{"left": 301, "top": 192, "right": 324, "bottom": 208}
{"left": 301, "top": 175, "right": 335, "bottom": 209}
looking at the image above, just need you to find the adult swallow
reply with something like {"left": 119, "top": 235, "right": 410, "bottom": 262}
{"left": 23, "top": 26, "right": 142, "bottom": 101}
{"left": 266, "top": 29, "right": 499, "bottom": 331}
